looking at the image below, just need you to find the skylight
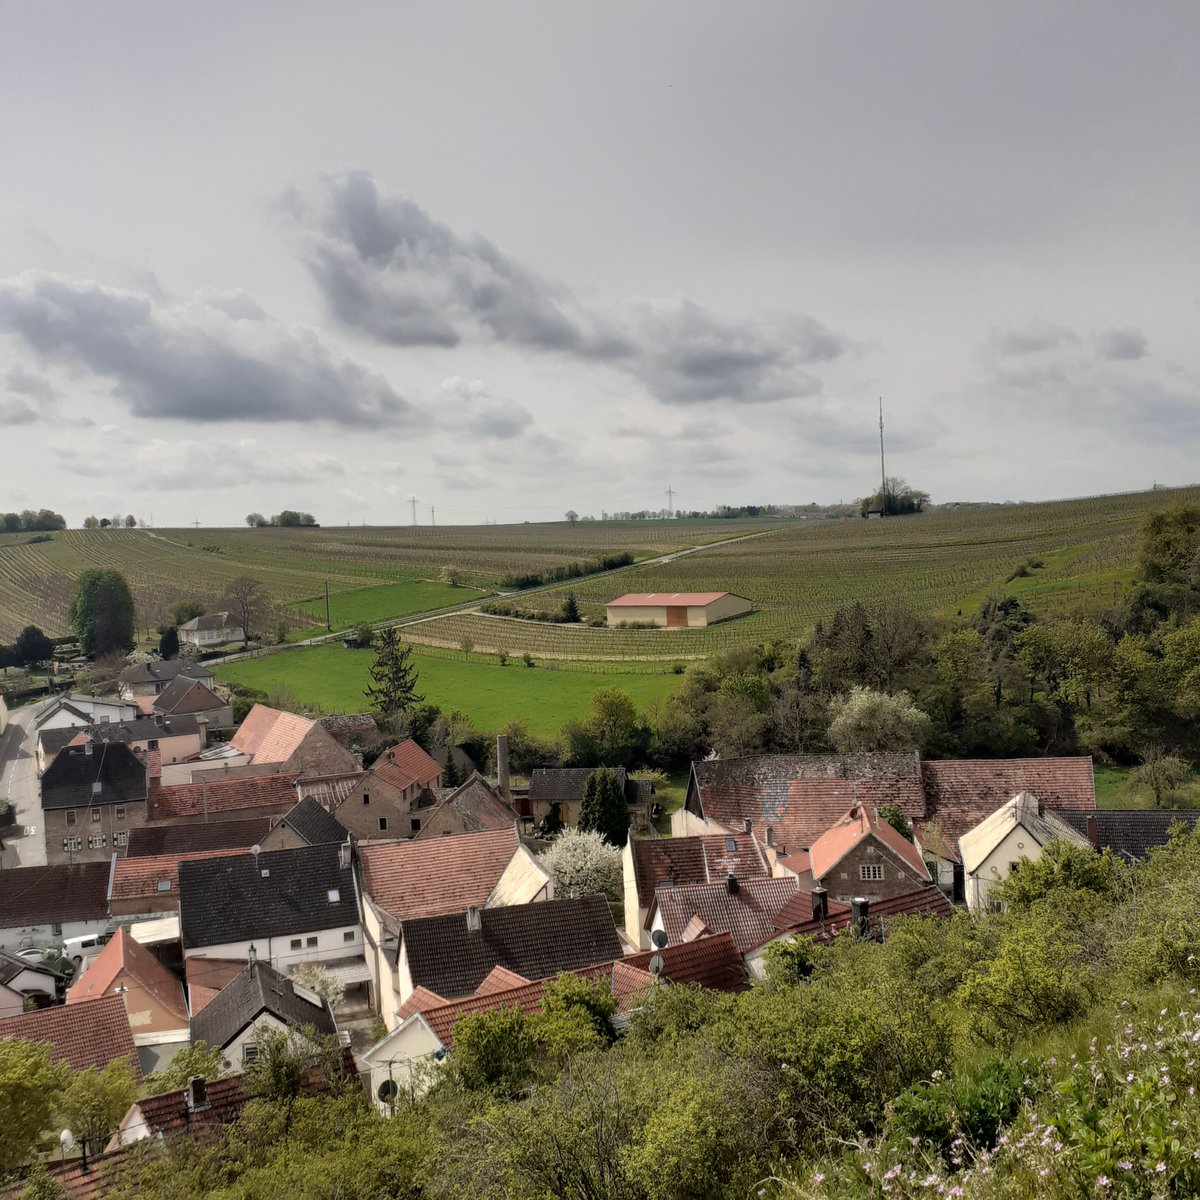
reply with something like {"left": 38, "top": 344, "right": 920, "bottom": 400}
{"left": 327, "top": 888, "right": 340, "bottom": 902}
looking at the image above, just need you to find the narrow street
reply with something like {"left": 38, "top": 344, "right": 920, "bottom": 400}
{"left": 0, "top": 701, "right": 46, "bottom": 868}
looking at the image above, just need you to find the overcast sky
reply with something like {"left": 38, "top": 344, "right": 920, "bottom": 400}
{"left": 1, "top": 1, "right": 1197, "bottom": 526}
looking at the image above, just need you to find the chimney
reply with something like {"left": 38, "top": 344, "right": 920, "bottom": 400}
{"left": 248, "top": 943, "right": 258, "bottom": 967}
{"left": 338, "top": 839, "right": 351, "bottom": 870}
{"left": 466, "top": 905, "right": 482, "bottom": 932}
{"left": 725, "top": 871, "right": 739, "bottom": 895}
{"left": 742, "top": 818, "right": 752, "bottom": 834}
{"left": 811, "top": 886, "right": 828, "bottom": 922}
{"left": 84, "top": 741, "right": 93, "bottom": 757}
{"left": 186, "top": 1076, "right": 210, "bottom": 1113}
{"left": 496, "top": 734, "right": 511, "bottom": 800}
{"left": 154, "top": 713, "right": 163, "bottom": 727}
{"left": 850, "top": 897, "right": 870, "bottom": 937}
{"left": 1086, "top": 813, "right": 1099, "bottom": 850}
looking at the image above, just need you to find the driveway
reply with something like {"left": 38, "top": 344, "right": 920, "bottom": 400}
{"left": 0, "top": 701, "right": 46, "bottom": 868}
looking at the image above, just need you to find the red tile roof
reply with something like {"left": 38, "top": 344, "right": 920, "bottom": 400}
{"left": 770, "top": 886, "right": 955, "bottom": 946}
{"left": 474, "top": 965, "right": 530, "bottom": 995}
{"left": 121, "top": 1072, "right": 249, "bottom": 1139}
{"left": 651, "top": 876, "right": 802, "bottom": 952}
{"left": 395, "top": 985, "right": 448, "bottom": 1021}
{"left": 359, "top": 827, "right": 520, "bottom": 919}
{"left": 0, "top": 862, "right": 111, "bottom": 928}
{"left": 185, "top": 957, "right": 247, "bottom": 1014}
{"left": 230, "top": 705, "right": 315, "bottom": 764}
{"left": 0, "top": 993, "right": 142, "bottom": 1078}
{"left": 629, "top": 833, "right": 768, "bottom": 909}
{"left": 770, "top": 890, "right": 852, "bottom": 930}
{"left": 370, "top": 740, "right": 443, "bottom": 792}
{"left": 67, "top": 928, "right": 188, "bottom": 1028}
{"left": 146, "top": 772, "right": 298, "bottom": 820}
{"left": 807, "top": 804, "right": 930, "bottom": 882}
{"left": 111, "top": 848, "right": 247, "bottom": 900}
{"left": 625, "top": 930, "right": 748, "bottom": 993}
{"left": 607, "top": 592, "right": 731, "bottom": 607}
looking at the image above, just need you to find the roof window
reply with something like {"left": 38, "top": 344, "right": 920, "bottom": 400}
{"left": 156, "top": 879, "right": 171, "bottom": 892}
{"left": 327, "top": 888, "right": 341, "bottom": 902}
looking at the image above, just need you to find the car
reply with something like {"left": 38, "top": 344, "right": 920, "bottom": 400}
{"left": 16, "top": 946, "right": 48, "bottom": 963}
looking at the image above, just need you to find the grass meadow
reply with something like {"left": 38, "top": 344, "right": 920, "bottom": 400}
{"left": 215, "top": 642, "right": 685, "bottom": 737}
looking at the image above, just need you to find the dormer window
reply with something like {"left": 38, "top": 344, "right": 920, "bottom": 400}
{"left": 157, "top": 879, "right": 171, "bottom": 892}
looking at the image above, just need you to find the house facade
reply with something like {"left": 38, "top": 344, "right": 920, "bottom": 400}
{"left": 41, "top": 743, "right": 150, "bottom": 863}
{"left": 332, "top": 740, "right": 443, "bottom": 841}
{"left": 178, "top": 612, "right": 245, "bottom": 647}
{"left": 121, "top": 660, "right": 216, "bottom": 699}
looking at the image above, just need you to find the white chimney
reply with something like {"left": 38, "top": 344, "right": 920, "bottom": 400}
{"left": 466, "top": 905, "right": 482, "bottom": 932}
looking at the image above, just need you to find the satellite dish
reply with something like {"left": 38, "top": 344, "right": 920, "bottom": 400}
{"left": 648, "top": 953, "right": 664, "bottom": 977}
{"left": 59, "top": 1129, "right": 75, "bottom": 1153}
{"left": 250, "top": 844, "right": 261, "bottom": 858}
{"left": 651, "top": 929, "right": 668, "bottom": 950}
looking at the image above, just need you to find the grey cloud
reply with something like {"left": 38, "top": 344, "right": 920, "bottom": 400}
{"left": 1094, "top": 327, "right": 1148, "bottom": 361}
{"left": 0, "top": 271, "right": 414, "bottom": 427}
{"left": 287, "top": 174, "right": 849, "bottom": 407}
{"left": 3, "top": 366, "right": 55, "bottom": 423}
{"left": 431, "top": 376, "right": 533, "bottom": 440}
{"left": 988, "top": 321, "right": 1079, "bottom": 357}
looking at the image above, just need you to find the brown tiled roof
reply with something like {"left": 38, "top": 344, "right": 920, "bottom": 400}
{"left": 808, "top": 804, "right": 930, "bottom": 881}
{"left": 400, "top": 895, "right": 622, "bottom": 1000}
{"left": 6, "top": 1145, "right": 141, "bottom": 1200}
{"left": 629, "top": 833, "right": 768, "bottom": 908}
{"left": 918, "top": 758, "right": 1096, "bottom": 849}
{"left": 126, "top": 817, "right": 273, "bottom": 857}
{"left": 770, "top": 885, "right": 955, "bottom": 946}
{"left": 474, "top": 965, "right": 530, "bottom": 994}
{"left": 690, "top": 753, "right": 926, "bottom": 856}
{"left": 651, "top": 876, "right": 802, "bottom": 952}
{"left": 0, "top": 993, "right": 142, "bottom": 1078}
{"left": 416, "top": 774, "right": 519, "bottom": 836}
{"left": 230, "top": 705, "right": 315, "bottom": 764}
{"left": 609, "top": 960, "right": 656, "bottom": 1006}
{"left": 153, "top": 676, "right": 226, "bottom": 716}
{"left": 123, "top": 1072, "right": 250, "bottom": 1138}
{"left": 296, "top": 772, "right": 366, "bottom": 808}
{"left": 147, "top": 772, "right": 297, "bottom": 820}
{"left": 395, "top": 985, "right": 448, "bottom": 1021}
{"left": 770, "top": 889, "right": 852, "bottom": 930}
{"left": 0, "top": 862, "right": 110, "bottom": 927}
{"left": 67, "top": 928, "right": 187, "bottom": 1026}
{"left": 111, "top": 849, "right": 245, "bottom": 901}
{"left": 184, "top": 957, "right": 246, "bottom": 1014}
{"left": 624, "top": 931, "right": 748, "bottom": 993}
{"left": 370, "top": 740, "right": 443, "bottom": 791}
{"left": 359, "top": 827, "right": 520, "bottom": 920}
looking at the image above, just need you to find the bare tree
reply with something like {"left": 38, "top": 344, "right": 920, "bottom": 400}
{"left": 221, "top": 576, "right": 268, "bottom": 647}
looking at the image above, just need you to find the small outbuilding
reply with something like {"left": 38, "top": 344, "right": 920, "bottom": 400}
{"left": 605, "top": 592, "right": 752, "bottom": 629}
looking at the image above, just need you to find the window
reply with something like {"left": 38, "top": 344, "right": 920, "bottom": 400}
{"left": 63, "top": 836, "right": 82, "bottom": 852}
{"left": 115, "top": 805, "right": 126, "bottom": 821}
{"left": 114, "top": 831, "right": 128, "bottom": 847}
{"left": 290, "top": 939, "right": 302, "bottom": 951}
{"left": 51, "top": 921, "right": 63, "bottom": 936}
{"left": 91, "top": 808, "right": 101, "bottom": 823}
{"left": 1009, "top": 861, "right": 1021, "bottom": 874}
{"left": 859, "top": 864, "right": 884, "bottom": 882}
{"left": 410, "top": 818, "right": 421, "bottom": 833}
{"left": 87, "top": 835, "right": 107, "bottom": 850}
{"left": 327, "top": 888, "right": 341, "bottom": 903}
{"left": 362, "top": 793, "right": 370, "bottom": 806}
{"left": 343, "top": 930, "right": 355, "bottom": 943}
{"left": 242, "top": 1044, "right": 259, "bottom": 1065}
{"left": 378, "top": 817, "right": 388, "bottom": 832}
{"left": 65, "top": 810, "right": 77, "bottom": 826}
{"left": 306, "top": 936, "right": 318, "bottom": 948}
{"left": 156, "top": 879, "right": 171, "bottom": 892}
{"left": 148, "top": 739, "right": 159, "bottom": 750}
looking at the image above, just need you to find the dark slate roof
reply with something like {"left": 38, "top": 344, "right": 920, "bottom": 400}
{"left": 0, "top": 862, "right": 111, "bottom": 926}
{"left": 190, "top": 959, "right": 336, "bottom": 1048}
{"left": 126, "top": 817, "right": 274, "bottom": 857}
{"left": 400, "top": 895, "right": 622, "bottom": 1000}
{"left": 153, "top": 675, "right": 226, "bottom": 715}
{"left": 40, "top": 743, "right": 148, "bottom": 810}
{"left": 122, "top": 659, "right": 215, "bottom": 686}
{"left": 49, "top": 714, "right": 202, "bottom": 748}
{"left": 274, "top": 796, "right": 348, "bottom": 846}
{"left": 1059, "top": 809, "right": 1200, "bottom": 862}
{"left": 0, "top": 948, "right": 58, "bottom": 987}
{"left": 528, "top": 767, "right": 650, "bottom": 806}
{"left": 179, "top": 842, "right": 359, "bottom": 949}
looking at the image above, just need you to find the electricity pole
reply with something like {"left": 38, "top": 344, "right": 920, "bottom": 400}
{"left": 878, "top": 398, "right": 887, "bottom": 514}
{"left": 664, "top": 485, "right": 676, "bottom": 516}
{"left": 409, "top": 495, "right": 418, "bottom": 526}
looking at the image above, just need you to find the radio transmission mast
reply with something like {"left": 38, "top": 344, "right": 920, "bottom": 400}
{"left": 878, "top": 398, "right": 887, "bottom": 513}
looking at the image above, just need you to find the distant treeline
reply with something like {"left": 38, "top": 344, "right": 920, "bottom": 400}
{"left": 499, "top": 551, "right": 634, "bottom": 590}
{"left": 1, "top": 509, "right": 66, "bottom": 533}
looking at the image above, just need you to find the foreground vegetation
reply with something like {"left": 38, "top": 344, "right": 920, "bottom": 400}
{"left": 10, "top": 831, "right": 1200, "bottom": 1199}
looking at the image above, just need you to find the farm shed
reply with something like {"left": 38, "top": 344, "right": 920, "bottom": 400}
{"left": 605, "top": 592, "right": 752, "bottom": 629}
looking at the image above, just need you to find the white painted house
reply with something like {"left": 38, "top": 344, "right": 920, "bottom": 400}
{"left": 178, "top": 612, "right": 245, "bottom": 647}
{"left": 958, "top": 792, "right": 1091, "bottom": 911}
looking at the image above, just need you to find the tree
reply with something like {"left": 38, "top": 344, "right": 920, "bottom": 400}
{"left": 221, "top": 576, "right": 267, "bottom": 646}
{"left": 991, "top": 839, "right": 1124, "bottom": 914}
{"left": 450, "top": 1005, "right": 538, "bottom": 1098}
{"left": 157, "top": 625, "right": 180, "bottom": 660}
{"left": 878, "top": 803, "right": 913, "bottom": 841}
{"left": 13, "top": 624, "right": 53, "bottom": 667}
{"left": 459, "top": 635, "right": 474, "bottom": 660}
{"left": 123, "top": 514, "right": 137, "bottom": 528}
{"left": 562, "top": 593, "right": 581, "bottom": 623}
{"left": 0, "top": 1039, "right": 68, "bottom": 1175}
{"left": 860, "top": 476, "right": 930, "bottom": 518}
{"left": 353, "top": 622, "right": 374, "bottom": 649}
{"left": 578, "top": 766, "right": 629, "bottom": 847}
{"left": 364, "top": 628, "right": 423, "bottom": 720}
{"left": 828, "top": 686, "right": 931, "bottom": 753}
{"left": 584, "top": 687, "right": 643, "bottom": 765}
{"left": 245, "top": 512, "right": 266, "bottom": 528}
{"left": 54, "top": 1058, "right": 137, "bottom": 1154}
{"left": 540, "top": 828, "right": 623, "bottom": 901}
{"left": 1130, "top": 745, "right": 1191, "bottom": 807}
{"left": 565, "top": 510, "right": 579, "bottom": 526}
{"left": 243, "top": 1024, "right": 345, "bottom": 1109}
{"left": 169, "top": 598, "right": 205, "bottom": 626}
{"left": 68, "top": 569, "right": 135, "bottom": 659}
{"left": 439, "top": 565, "right": 460, "bottom": 586}
{"left": 82, "top": 515, "right": 100, "bottom": 530}
{"left": 290, "top": 962, "right": 346, "bottom": 1010}
{"left": 443, "top": 744, "right": 462, "bottom": 788}
{"left": 535, "top": 972, "right": 618, "bottom": 1059}
{"left": 141, "top": 1042, "right": 226, "bottom": 1097}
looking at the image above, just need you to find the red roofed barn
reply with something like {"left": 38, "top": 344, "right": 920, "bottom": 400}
{"left": 606, "top": 592, "right": 752, "bottom": 628}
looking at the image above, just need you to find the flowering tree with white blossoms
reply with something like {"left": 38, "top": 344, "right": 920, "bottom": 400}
{"left": 540, "top": 827, "right": 623, "bottom": 902}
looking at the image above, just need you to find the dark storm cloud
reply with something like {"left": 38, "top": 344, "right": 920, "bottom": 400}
{"left": 287, "top": 174, "right": 850, "bottom": 407}
{"left": 2, "top": 366, "right": 55, "bottom": 423}
{"left": 0, "top": 272, "right": 414, "bottom": 427}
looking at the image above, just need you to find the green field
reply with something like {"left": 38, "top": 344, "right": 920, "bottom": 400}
{"left": 215, "top": 643, "right": 684, "bottom": 737}
{"left": 292, "top": 577, "right": 472, "bottom": 632}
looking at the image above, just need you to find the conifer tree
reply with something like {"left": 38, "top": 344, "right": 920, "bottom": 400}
{"left": 578, "top": 766, "right": 629, "bottom": 847}
{"left": 364, "top": 628, "right": 423, "bottom": 720}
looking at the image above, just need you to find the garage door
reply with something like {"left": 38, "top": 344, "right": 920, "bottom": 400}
{"left": 666, "top": 606, "right": 688, "bottom": 628}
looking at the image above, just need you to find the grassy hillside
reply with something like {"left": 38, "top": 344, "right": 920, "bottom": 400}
{"left": 215, "top": 643, "right": 684, "bottom": 737}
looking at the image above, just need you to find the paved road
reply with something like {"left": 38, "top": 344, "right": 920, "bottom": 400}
{"left": 0, "top": 701, "right": 46, "bottom": 868}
